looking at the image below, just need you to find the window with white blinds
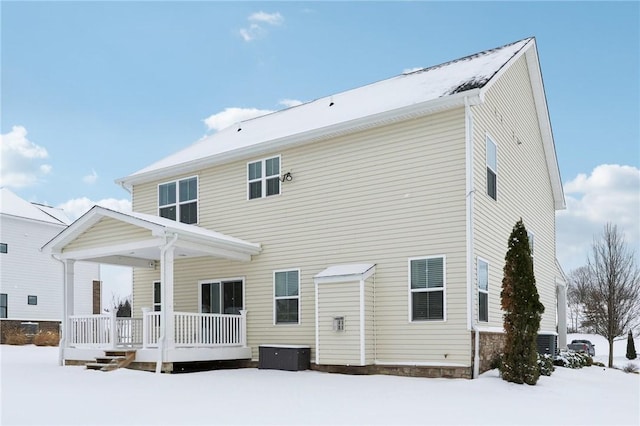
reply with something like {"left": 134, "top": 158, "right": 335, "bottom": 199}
{"left": 410, "top": 256, "right": 445, "bottom": 321}
{"left": 274, "top": 269, "right": 299, "bottom": 324}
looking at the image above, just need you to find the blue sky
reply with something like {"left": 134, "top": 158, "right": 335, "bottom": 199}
{"left": 2, "top": 1, "right": 639, "bottom": 297}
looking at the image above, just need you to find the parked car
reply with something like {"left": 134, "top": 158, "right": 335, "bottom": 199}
{"left": 568, "top": 339, "right": 595, "bottom": 356}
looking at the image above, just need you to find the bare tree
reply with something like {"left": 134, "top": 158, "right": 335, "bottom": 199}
{"left": 581, "top": 223, "right": 640, "bottom": 367}
{"left": 567, "top": 266, "right": 590, "bottom": 333}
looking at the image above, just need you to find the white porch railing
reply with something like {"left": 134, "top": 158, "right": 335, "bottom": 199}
{"left": 69, "top": 314, "right": 145, "bottom": 348}
{"left": 68, "top": 311, "right": 247, "bottom": 349}
{"left": 141, "top": 311, "right": 247, "bottom": 348}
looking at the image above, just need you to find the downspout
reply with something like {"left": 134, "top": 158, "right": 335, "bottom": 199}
{"left": 156, "top": 233, "right": 178, "bottom": 374}
{"left": 465, "top": 96, "right": 480, "bottom": 379}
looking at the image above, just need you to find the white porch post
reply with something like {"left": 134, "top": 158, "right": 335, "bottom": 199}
{"left": 557, "top": 279, "right": 568, "bottom": 350}
{"left": 239, "top": 310, "right": 248, "bottom": 347}
{"left": 59, "top": 259, "right": 75, "bottom": 366}
{"left": 141, "top": 307, "right": 150, "bottom": 349}
{"left": 110, "top": 310, "right": 117, "bottom": 349}
{"left": 156, "top": 234, "right": 177, "bottom": 374}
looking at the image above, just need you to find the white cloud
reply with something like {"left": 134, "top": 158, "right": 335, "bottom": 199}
{"left": 239, "top": 11, "right": 284, "bottom": 42}
{"left": 83, "top": 169, "right": 98, "bottom": 184}
{"left": 248, "top": 11, "right": 284, "bottom": 26}
{"left": 203, "top": 107, "right": 274, "bottom": 132}
{"left": 279, "top": 99, "right": 303, "bottom": 108}
{"left": 557, "top": 164, "right": 640, "bottom": 272}
{"left": 0, "top": 126, "right": 52, "bottom": 188}
{"left": 57, "top": 197, "right": 132, "bottom": 221}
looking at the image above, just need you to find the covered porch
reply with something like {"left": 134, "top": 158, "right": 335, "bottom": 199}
{"left": 42, "top": 206, "right": 261, "bottom": 372}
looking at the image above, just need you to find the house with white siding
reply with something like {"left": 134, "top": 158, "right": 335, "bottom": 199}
{"left": 43, "top": 37, "right": 567, "bottom": 377}
{"left": 0, "top": 188, "right": 100, "bottom": 341}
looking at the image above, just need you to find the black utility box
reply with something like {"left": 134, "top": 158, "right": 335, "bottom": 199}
{"left": 258, "top": 345, "right": 310, "bottom": 371}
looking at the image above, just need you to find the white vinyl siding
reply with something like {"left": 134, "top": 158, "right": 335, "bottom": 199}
{"left": 472, "top": 55, "right": 558, "bottom": 334}
{"left": 317, "top": 281, "right": 361, "bottom": 365}
{"left": 131, "top": 107, "right": 470, "bottom": 365}
{"left": 0, "top": 215, "right": 98, "bottom": 321}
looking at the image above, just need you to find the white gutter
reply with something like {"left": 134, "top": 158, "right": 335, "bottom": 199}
{"left": 464, "top": 96, "right": 480, "bottom": 379}
{"left": 156, "top": 232, "right": 178, "bottom": 374}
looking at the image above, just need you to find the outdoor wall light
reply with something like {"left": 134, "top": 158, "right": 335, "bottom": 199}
{"left": 280, "top": 172, "right": 293, "bottom": 182}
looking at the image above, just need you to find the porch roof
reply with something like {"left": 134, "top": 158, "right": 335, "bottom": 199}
{"left": 42, "top": 206, "right": 261, "bottom": 266}
{"left": 314, "top": 263, "right": 376, "bottom": 284}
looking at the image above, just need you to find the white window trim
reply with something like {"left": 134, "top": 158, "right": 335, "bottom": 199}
{"left": 153, "top": 281, "right": 161, "bottom": 312}
{"left": 477, "top": 257, "right": 489, "bottom": 323}
{"left": 273, "top": 268, "right": 301, "bottom": 325}
{"left": 408, "top": 255, "right": 447, "bottom": 323}
{"left": 197, "top": 277, "right": 246, "bottom": 314}
{"left": 247, "top": 155, "right": 282, "bottom": 200}
{"left": 157, "top": 175, "right": 199, "bottom": 224}
{"left": 485, "top": 134, "right": 497, "bottom": 201}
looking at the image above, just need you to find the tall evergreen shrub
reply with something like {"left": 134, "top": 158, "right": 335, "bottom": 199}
{"left": 626, "top": 331, "right": 637, "bottom": 360}
{"left": 500, "top": 219, "right": 545, "bottom": 385}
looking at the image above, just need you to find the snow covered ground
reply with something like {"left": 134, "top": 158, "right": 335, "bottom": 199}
{"left": 1, "top": 335, "right": 638, "bottom": 426}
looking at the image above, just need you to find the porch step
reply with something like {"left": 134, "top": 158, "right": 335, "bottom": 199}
{"left": 86, "top": 350, "right": 136, "bottom": 372}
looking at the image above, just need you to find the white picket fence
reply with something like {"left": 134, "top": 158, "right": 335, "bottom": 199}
{"left": 68, "top": 311, "right": 246, "bottom": 349}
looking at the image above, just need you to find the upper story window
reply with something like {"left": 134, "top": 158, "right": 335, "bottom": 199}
{"left": 0, "top": 243, "right": 7, "bottom": 254}
{"left": 158, "top": 176, "right": 198, "bottom": 224}
{"left": 409, "top": 256, "right": 445, "bottom": 321}
{"left": 248, "top": 156, "right": 280, "bottom": 200}
{"left": 486, "top": 136, "right": 497, "bottom": 200}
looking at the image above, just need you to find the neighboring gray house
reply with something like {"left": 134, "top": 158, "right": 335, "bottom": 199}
{"left": 0, "top": 188, "right": 100, "bottom": 340}
{"left": 44, "top": 37, "right": 566, "bottom": 377}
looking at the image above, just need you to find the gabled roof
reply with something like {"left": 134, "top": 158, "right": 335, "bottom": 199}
{"left": 0, "top": 188, "right": 70, "bottom": 225}
{"left": 117, "top": 37, "right": 564, "bottom": 209}
{"left": 42, "top": 205, "right": 261, "bottom": 264}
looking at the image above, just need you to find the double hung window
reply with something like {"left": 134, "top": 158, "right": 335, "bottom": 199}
{"left": 410, "top": 256, "right": 445, "bottom": 321}
{"left": 486, "top": 136, "right": 497, "bottom": 200}
{"left": 248, "top": 156, "right": 280, "bottom": 200}
{"left": 159, "top": 176, "right": 198, "bottom": 224}
{"left": 0, "top": 293, "right": 7, "bottom": 318}
{"left": 478, "top": 259, "right": 489, "bottom": 322}
{"left": 274, "top": 270, "right": 299, "bottom": 324}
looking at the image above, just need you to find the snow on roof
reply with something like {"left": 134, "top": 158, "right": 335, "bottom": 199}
{"left": 0, "top": 188, "right": 69, "bottom": 225}
{"left": 122, "top": 38, "right": 532, "bottom": 184}
{"left": 315, "top": 263, "right": 376, "bottom": 282}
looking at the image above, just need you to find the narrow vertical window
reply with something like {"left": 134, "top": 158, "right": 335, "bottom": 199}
{"left": 486, "top": 136, "right": 497, "bottom": 200}
{"left": 410, "top": 256, "right": 445, "bottom": 321}
{"left": 248, "top": 156, "right": 280, "bottom": 199}
{"left": 478, "top": 259, "right": 489, "bottom": 322}
{"left": 158, "top": 176, "right": 198, "bottom": 224}
{"left": 153, "top": 281, "right": 161, "bottom": 312}
{"left": 274, "top": 270, "right": 299, "bottom": 324}
{"left": 0, "top": 293, "right": 7, "bottom": 318}
{"left": 527, "top": 231, "right": 535, "bottom": 258}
